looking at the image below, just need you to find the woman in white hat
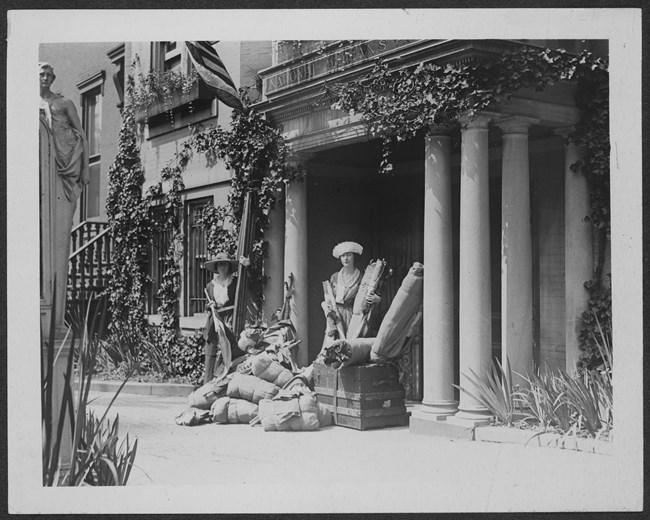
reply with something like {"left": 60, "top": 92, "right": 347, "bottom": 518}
{"left": 324, "top": 241, "right": 380, "bottom": 339}
{"left": 202, "top": 252, "right": 247, "bottom": 384}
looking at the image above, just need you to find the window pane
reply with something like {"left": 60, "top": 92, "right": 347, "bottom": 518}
{"left": 85, "top": 162, "right": 101, "bottom": 218}
{"left": 83, "top": 89, "right": 102, "bottom": 156}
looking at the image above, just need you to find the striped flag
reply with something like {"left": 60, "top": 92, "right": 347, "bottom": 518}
{"left": 185, "top": 41, "right": 244, "bottom": 112}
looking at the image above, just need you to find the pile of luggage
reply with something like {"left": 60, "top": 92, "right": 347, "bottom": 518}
{"left": 175, "top": 320, "right": 333, "bottom": 431}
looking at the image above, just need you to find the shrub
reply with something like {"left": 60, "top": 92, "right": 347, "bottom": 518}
{"left": 152, "top": 327, "right": 205, "bottom": 387}
{"left": 454, "top": 357, "right": 520, "bottom": 426}
{"left": 578, "top": 278, "right": 612, "bottom": 371}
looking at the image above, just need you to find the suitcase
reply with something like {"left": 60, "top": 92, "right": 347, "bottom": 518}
{"left": 313, "top": 362, "right": 409, "bottom": 430}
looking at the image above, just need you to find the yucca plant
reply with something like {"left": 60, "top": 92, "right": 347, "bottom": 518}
{"left": 591, "top": 314, "right": 613, "bottom": 428}
{"left": 42, "top": 286, "right": 138, "bottom": 486}
{"left": 557, "top": 371, "right": 602, "bottom": 436}
{"left": 519, "top": 366, "right": 571, "bottom": 431}
{"left": 454, "top": 357, "right": 520, "bottom": 426}
{"left": 100, "top": 320, "right": 170, "bottom": 377}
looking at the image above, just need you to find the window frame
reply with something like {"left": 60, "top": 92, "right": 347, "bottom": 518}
{"left": 76, "top": 71, "right": 105, "bottom": 220}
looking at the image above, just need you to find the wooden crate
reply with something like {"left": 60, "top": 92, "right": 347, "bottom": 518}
{"left": 313, "top": 362, "right": 409, "bottom": 430}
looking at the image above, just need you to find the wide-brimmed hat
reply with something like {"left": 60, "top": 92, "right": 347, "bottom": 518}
{"left": 205, "top": 252, "right": 237, "bottom": 272}
{"left": 332, "top": 241, "right": 363, "bottom": 259}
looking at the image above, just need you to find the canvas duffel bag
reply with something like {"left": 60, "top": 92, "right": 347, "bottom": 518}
{"left": 258, "top": 393, "right": 320, "bottom": 432}
{"left": 251, "top": 352, "right": 294, "bottom": 388}
{"left": 227, "top": 373, "right": 279, "bottom": 404}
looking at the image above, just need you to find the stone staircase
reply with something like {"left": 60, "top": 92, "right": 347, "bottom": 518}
{"left": 67, "top": 218, "right": 112, "bottom": 325}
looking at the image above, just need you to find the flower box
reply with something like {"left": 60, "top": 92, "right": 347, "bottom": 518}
{"left": 134, "top": 80, "right": 214, "bottom": 125}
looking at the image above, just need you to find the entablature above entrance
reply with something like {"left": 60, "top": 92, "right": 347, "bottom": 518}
{"left": 256, "top": 39, "right": 581, "bottom": 154}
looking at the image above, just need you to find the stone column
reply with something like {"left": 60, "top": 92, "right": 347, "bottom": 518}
{"left": 497, "top": 116, "right": 538, "bottom": 386}
{"left": 448, "top": 113, "right": 494, "bottom": 427}
{"left": 413, "top": 126, "right": 457, "bottom": 424}
{"left": 284, "top": 153, "right": 311, "bottom": 367}
{"left": 557, "top": 127, "right": 591, "bottom": 373}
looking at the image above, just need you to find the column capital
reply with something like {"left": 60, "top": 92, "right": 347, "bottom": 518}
{"left": 553, "top": 125, "right": 575, "bottom": 139}
{"left": 458, "top": 110, "right": 499, "bottom": 129}
{"left": 287, "top": 150, "right": 315, "bottom": 167}
{"left": 426, "top": 123, "right": 454, "bottom": 137}
{"left": 495, "top": 115, "right": 540, "bottom": 135}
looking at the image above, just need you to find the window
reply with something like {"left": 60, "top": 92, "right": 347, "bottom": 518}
{"left": 77, "top": 71, "right": 105, "bottom": 220}
{"left": 146, "top": 206, "right": 172, "bottom": 315}
{"left": 184, "top": 198, "right": 213, "bottom": 316}
{"left": 107, "top": 43, "right": 126, "bottom": 110}
{"left": 151, "top": 41, "right": 191, "bottom": 75}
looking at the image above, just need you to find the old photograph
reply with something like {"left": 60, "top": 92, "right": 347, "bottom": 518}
{"left": 7, "top": 8, "right": 643, "bottom": 514}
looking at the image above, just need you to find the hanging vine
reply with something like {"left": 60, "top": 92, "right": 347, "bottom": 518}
{"left": 327, "top": 45, "right": 610, "bottom": 369}
{"left": 144, "top": 140, "right": 191, "bottom": 349}
{"left": 191, "top": 90, "right": 304, "bottom": 304}
{"left": 328, "top": 46, "right": 609, "bottom": 232}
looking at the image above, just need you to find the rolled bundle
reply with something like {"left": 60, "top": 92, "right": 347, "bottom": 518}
{"left": 210, "top": 397, "right": 230, "bottom": 423}
{"left": 258, "top": 394, "right": 320, "bottom": 432}
{"left": 348, "top": 259, "right": 387, "bottom": 339}
{"left": 352, "top": 259, "right": 387, "bottom": 315}
{"left": 227, "top": 373, "right": 280, "bottom": 404}
{"left": 227, "top": 398, "right": 259, "bottom": 424}
{"left": 187, "top": 380, "right": 227, "bottom": 410}
{"left": 251, "top": 352, "right": 294, "bottom": 388}
{"left": 321, "top": 337, "right": 374, "bottom": 368}
{"left": 372, "top": 262, "right": 424, "bottom": 360}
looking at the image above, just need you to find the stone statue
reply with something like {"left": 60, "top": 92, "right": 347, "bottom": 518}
{"left": 39, "top": 62, "right": 89, "bottom": 328}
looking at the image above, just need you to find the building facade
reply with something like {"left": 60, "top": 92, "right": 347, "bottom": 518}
{"left": 40, "top": 39, "right": 609, "bottom": 434}
{"left": 254, "top": 39, "right": 610, "bottom": 431}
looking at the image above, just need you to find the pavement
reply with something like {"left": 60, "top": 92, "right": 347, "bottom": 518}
{"left": 86, "top": 390, "right": 625, "bottom": 513}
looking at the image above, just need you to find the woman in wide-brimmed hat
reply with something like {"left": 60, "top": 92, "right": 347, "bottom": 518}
{"left": 322, "top": 241, "right": 381, "bottom": 342}
{"left": 202, "top": 252, "right": 247, "bottom": 384}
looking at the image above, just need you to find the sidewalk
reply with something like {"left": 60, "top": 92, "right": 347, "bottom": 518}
{"left": 88, "top": 390, "right": 619, "bottom": 513}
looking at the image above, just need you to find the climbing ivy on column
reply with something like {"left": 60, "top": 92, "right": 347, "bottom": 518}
{"left": 105, "top": 76, "right": 151, "bottom": 331}
{"left": 145, "top": 140, "right": 190, "bottom": 350}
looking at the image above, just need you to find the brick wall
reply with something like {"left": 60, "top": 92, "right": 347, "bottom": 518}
{"left": 239, "top": 41, "right": 272, "bottom": 102}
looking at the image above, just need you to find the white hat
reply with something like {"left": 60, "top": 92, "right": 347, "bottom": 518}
{"left": 332, "top": 241, "right": 363, "bottom": 258}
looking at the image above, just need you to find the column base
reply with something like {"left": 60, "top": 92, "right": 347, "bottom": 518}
{"left": 416, "top": 401, "right": 458, "bottom": 420}
{"left": 410, "top": 410, "right": 474, "bottom": 440}
{"left": 447, "top": 410, "right": 493, "bottom": 428}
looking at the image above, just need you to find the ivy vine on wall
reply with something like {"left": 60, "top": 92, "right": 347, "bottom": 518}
{"left": 144, "top": 89, "right": 303, "bottom": 351}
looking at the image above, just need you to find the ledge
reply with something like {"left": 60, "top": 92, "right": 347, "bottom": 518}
{"left": 90, "top": 380, "right": 194, "bottom": 398}
{"left": 134, "top": 80, "right": 214, "bottom": 125}
{"left": 474, "top": 425, "right": 613, "bottom": 456}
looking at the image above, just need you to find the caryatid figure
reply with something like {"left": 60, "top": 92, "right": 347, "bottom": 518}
{"left": 39, "top": 62, "right": 89, "bottom": 327}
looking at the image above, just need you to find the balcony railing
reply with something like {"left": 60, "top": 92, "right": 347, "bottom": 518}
{"left": 68, "top": 220, "right": 112, "bottom": 317}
